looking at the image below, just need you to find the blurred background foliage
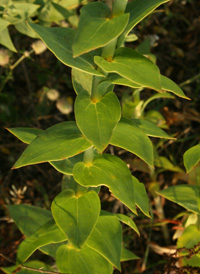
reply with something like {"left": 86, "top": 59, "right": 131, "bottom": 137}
{"left": 0, "top": 0, "right": 200, "bottom": 273}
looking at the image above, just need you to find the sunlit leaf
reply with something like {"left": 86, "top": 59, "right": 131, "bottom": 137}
{"left": 184, "top": 144, "right": 200, "bottom": 173}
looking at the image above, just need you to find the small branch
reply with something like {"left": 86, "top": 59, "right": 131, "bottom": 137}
{"left": 0, "top": 253, "right": 71, "bottom": 274}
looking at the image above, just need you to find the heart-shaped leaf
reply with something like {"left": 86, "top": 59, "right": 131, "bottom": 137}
{"left": 72, "top": 2, "right": 129, "bottom": 57}
{"left": 56, "top": 244, "right": 113, "bottom": 274}
{"left": 13, "top": 121, "right": 91, "bottom": 169}
{"left": 52, "top": 189, "right": 100, "bottom": 248}
{"left": 86, "top": 215, "right": 122, "bottom": 269}
{"left": 73, "top": 154, "right": 136, "bottom": 213}
{"left": 75, "top": 91, "right": 121, "bottom": 152}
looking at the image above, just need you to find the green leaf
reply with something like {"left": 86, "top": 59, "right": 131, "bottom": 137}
{"left": 155, "top": 156, "right": 183, "bottom": 173}
{"left": 75, "top": 91, "right": 121, "bottom": 152}
{"left": 1, "top": 260, "right": 53, "bottom": 274}
{"left": 184, "top": 144, "right": 200, "bottom": 173}
{"left": 125, "top": 0, "right": 170, "bottom": 35}
{"left": 13, "top": 121, "right": 91, "bottom": 169}
{"left": 73, "top": 154, "right": 136, "bottom": 214}
{"left": 0, "top": 18, "right": 10, "bottom": 32}
{"left": 72, "top": 2, "right": 129, "bottom": 57}
{"left": 7, "top": 127, "right": 43, "bottom": 144}
{"left": 52, "top": 189, "right": 100, "bottom": 248}
{"left": 13, "top": 3, "right": 39, "bottom": 18}
{"left": 7, "top": 204, "right": 63, "bottom": 257}
{"left": 94, "top": 47, "right": 161, "bottom": 91}
{"left": 50, "top": 153, "right": 84, "bottom": 175}
{"left": 14, "top": 20, "right": 38, "bottom": 38}
{"left": 132, "top": 119, "right": 174, "bottom": 139}
{"left": 29, "top": 23, "right": 102, "bottom": 76}
{"left": 157, "top": 185, "right": 200, "bottom": 214}
{"left": 116, "top": 213, "right": 139, "bottom": 235}
{"left": 110, "top": 118, "right": 154, "bottom": 167}
{"left": 161, "top": 75, "right": 190, "bottom": 99}
{"left": 17, "top": 220, "right": 66, "bottom": 263}
{"left": 0, "top": 27, "right": 17, "bottom": 52}
{"left": 102, "top": 74, "right": 141, "bottom": 89}
{"left": 133, "top": 176, "right": 150, "bottom": 217}
{"left": 121, "top": 248, "right": 140, "bottom": 262}
{"left": 141, "top": 92, "right": 175, "bottom": 112}
{"left": 72, "top": 68, "right": 93, "bottom": 95}
{"left": 177, "top": 224, "right": 200, "bottom": 250}
{"left": 56, "top": 244, "right": 113, "bottom": 274}
{"left": 86, "top": 215, "right": 122, "bottom": 269}
{"left": 8, "top": 204, "right": 52, "bottom": 237}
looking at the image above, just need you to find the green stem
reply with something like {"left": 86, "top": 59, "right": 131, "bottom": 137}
{"left": 112, "top": 0, "right": 128, "bottom": 16}
{"left": 83, "top": 147, "right": 94, "bottom": 165}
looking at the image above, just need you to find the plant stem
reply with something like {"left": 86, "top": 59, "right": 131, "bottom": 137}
{"left": 112, "top": 0, "right": 128, "bottom": 16}
{"left": 83, "top": 146, "right": 94, "bottom": 164}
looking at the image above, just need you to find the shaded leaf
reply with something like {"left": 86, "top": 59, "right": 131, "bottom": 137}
{"left": 121, "top": 248, "right": 140, "bottom": 262}
{"left": 110, "top": 118, "right": 154, "bottom": 167}
{"left": 116, "top": 213, "right": 139, "bottom": 235}
{"left": 184, "top": 144, "right": 200, "bottom": 173}
{"left": 75, "top": 91, "right": 121, "bottom": 152}
{"left": 157, "top": 185, "right": 200, "bottom": 214}
{"left": 17, "top": 220, "right": 66, "bottom": 263}
{"left": 73, "top": 154, "right": 136, "bottom": 213}
{"left": 13, "top": 121, "right": 91, "bottom": 169}
{"left": 72, "top": 68, "right": 93, "bottom": 95}
{"left": 133, "top": 176, "right": 150, "bottom": 217}
{"left": 52, "top": 189, "right": 100, "bottom": 248}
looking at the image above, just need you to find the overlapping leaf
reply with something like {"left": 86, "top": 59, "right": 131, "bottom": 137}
{"left": 56, "top": 244, "right": 113, "bottom": 274}
{"left": 86, "top": 215, "right": 122, "bottom": 269}
{"left": 7, "top": 127, "right": 43, "bottom": 144}
{"left": 52, "top": 189, "right": 100, "bottom": 248}
{"left": 72, "top": 2, "right": 129, "bottom": 57}
{"left": 161, "top": 75, "right": 189, "bottom": 99}
{"left": 75, "top": 91, "right": 121, "bottom": 152}
{"left": 94, "top": 47, "right": 161, "bottom": 91}
{"left": 110, "top": 118, "right": 154, "bottom": 167}
{"left": 157, "top": 185, "right": 200, "bottom": 214}
{"left": 73, "top": 154, "right": 136, "bottom": 213}
{"left": 183, "top": 144, "right": 200, "bottom": 173}
{"left": 13, "top": 121, "right": 91, "bottom": 169}
{"left": 17, "top": 220, "right": 66, "bottom": 263}
{"left": 29, "top": 23, "right": 103, "bottom": 76}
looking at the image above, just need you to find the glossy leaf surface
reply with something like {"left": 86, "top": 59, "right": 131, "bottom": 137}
{"left": 52, "top": 189, "right": 100, "bottom": 248}
{"left": 183, "top": 144, "right": 200, "bottom": 173}
{"left": 29, "top": 23, "right": 102, "bottom": 76}
{"left": 94, "top": 47, "right": 161, "bottom": 91}
{"left": 75, "top": 91, "right": 121, "bottom": 152}
{"left": 86, "top": 215, "right": 122, "bottom": 269}
{"left": 73, "top": 2, "right": 129, "bottom": 57}
{"left": 56, "top": 244, "right": 113, "bottom": 274}
{"left": 17, "top": 220, "right": 66, "bottom": 263}
{"left": 73, "top": 154, "right": 136, "bottom": 213}
{"left": 110, "top": 118, "right": 154, "bottom": 167}
{"left": 13, "top": 122, "right": 91, "bottom": 169}
{"left": 157, "top": 185, "right": 200, "bottom": 214}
